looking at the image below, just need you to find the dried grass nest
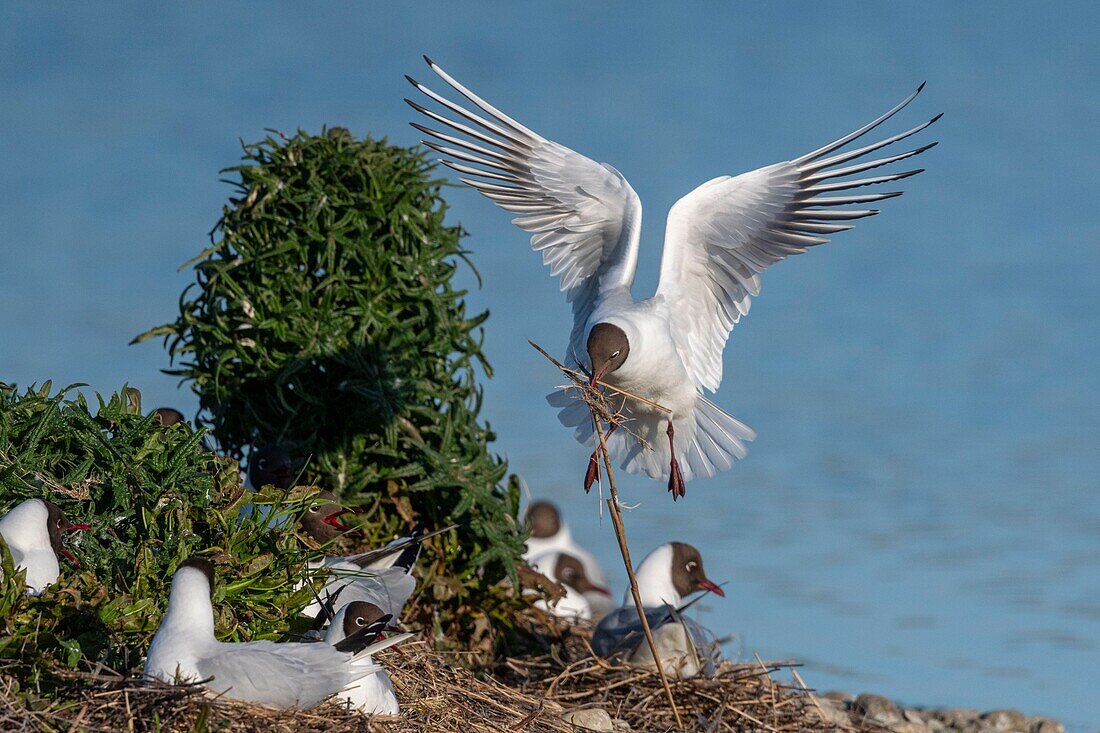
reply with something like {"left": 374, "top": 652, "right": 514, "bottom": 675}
{"left": 0, "top": 621, "right": 877, "bottom": 733}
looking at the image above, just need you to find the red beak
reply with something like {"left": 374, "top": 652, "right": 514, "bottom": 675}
{"left": 589, "top": 584, "right": 612, "bottom": 597}
{"left": 589, "top": 365, "right": 608, "bottom": 388}
{"left": 697, "top": 579, "right": 725, "bottom": 597}
{"left": 66, "top": 523, "right": 92, "bottom": 532}
{"left": 322, "top": 511, "right": 352, "bottom": 532}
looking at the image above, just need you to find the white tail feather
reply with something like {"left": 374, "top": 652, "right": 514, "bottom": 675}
{"left": 546, "top": 389, "right": 755, "bottom": 483}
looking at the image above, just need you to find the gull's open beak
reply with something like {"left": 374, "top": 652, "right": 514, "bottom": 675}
{"left": 697, "top": 578, "right": 725, "bottom": 597}
{"left": 322, "top": 510, "right": 353, "bottom": 532}
{"left": 58, "top": 522, "right": 90, "bottom": 565}
{"left": 588, "top": 584, "right": 612, "bottom": 597}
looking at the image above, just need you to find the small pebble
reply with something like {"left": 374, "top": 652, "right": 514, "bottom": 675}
{"left": 855, "top": 693, "right": 904, "bottom": 724}
{"left": 982, "top": 709, "right": 1027, "bottom": 732}
{"left": 1030, "top": 720, "right": 1063, "bottom": 733}
{"left": 562, "top": 707, "right": 615, "bottom": 732}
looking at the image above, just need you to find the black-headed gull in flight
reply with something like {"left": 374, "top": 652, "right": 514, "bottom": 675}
{"left": 144, "top": 558, "right": 411, "bottom": 709}
{"left": 0, "top": 498, "right": 90, "bottom": 594}
{"left": 523, "top": 500, "right": 612, "bottom": 615}
{"left": 323, "top": 601, "right": 402, "bottom": 715}
{"left": 407, "top": 58, "right": 939, "bottom": 498}
{"left": 591, "top": 542, "right": 724, "bottom": 678}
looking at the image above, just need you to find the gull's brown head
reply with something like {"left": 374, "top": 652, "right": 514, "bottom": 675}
{"left": 586, "top": 323, "right": 630, "bottom": 387}
{"left": 554, "top": 553, "right": 610, "bottom": 597}
{"left": 43, "top": 501, "right": 90, "bottom": 566}
{"left": 153, "top": 407, "right": 186, "bottom": 427}
{"left": 300, "top": 490, "right": 354, "bottom": 543}
{"left": 248, "top": 444, "right": 295, "bottom": 489}
{"left": 670, "top": 541, "right": 725, "bottom": 598}
{"left": 525, "top": 500, "right": 561, "bottom": 539}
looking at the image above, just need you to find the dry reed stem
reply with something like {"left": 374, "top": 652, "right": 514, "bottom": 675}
{"left": 528, "top": 339, "right": 683, "bottom": 728}
{"left": 593, "top": 416, "right": 684, "bottom": 730}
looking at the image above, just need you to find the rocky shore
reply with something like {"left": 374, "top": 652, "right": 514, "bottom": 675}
{"left": 815, "top": 692, "right": 1064, "bottom": 733}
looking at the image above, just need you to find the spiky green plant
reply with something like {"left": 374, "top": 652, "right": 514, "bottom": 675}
{"left": 135, "top": 128, "right": 525, "bottom": 644}
{"left": 0, "top": 381, "right": 324, "bottom": 676}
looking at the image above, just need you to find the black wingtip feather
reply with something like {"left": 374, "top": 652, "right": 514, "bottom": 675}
{"left": 917, "top": 81, "right": 927, "bottom": 93}
{"left": 423, "top": 54, "right": 435, "bottom": 67}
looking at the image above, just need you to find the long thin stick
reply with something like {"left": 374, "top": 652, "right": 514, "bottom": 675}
{"left": 593, "top": 418, "right": 683, "bottom": 730}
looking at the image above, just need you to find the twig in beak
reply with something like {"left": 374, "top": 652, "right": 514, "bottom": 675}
{"left": 529, "top": 340, "right": 672, "bottom": 415}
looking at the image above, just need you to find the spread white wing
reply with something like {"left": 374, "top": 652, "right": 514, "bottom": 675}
{"left": 657, "top": 86, "right": 940, "bottom": 392}
{"left": 406, "top": 57, "right": 642, "bottom": 364}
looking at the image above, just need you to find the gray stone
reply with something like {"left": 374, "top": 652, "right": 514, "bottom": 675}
{"left": 982, "top": 709, "right": 1027, "bottom": 732}
{"left": 563, "top": 707, "right": 616, "bottom": 732}
{"left": 905, "top": 709, "right": 928, "bottom": 724}
{"left": 935, "top": 708, "right": 982, "bottom": 729}
{"left": 925, "top": 718, "right": 948, "bottom": 733}
{"left": 1028, "top": 718, "right": 1063, "bottom": 733}
{"left": 813, "top": 697, "right": 854, "bottom": 727}
{"left": 889, "top": 722, "right": 931, "bottom": 733}
{"left": 855, "top": 693, "right": 904, "bottom": 725}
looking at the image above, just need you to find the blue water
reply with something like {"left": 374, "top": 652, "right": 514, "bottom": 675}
{"left": 1, "top": 4, "right": 1097, "bottom": 729}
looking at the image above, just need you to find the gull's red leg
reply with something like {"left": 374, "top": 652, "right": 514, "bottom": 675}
{"left": 666, "top": 420, "right": 686, "bottom": 500}
{"left": 584, "top": 423, "right": 618, "bottom": 492}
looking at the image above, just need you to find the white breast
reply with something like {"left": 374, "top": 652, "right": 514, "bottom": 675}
{"left": 333, "top": 664, "right": 399, "bottom": 715}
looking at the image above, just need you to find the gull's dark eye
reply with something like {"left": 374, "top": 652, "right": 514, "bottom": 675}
{"left": 257, "top": 458, "right": 268, "bottom": 470}
{"left": 56, "top": 519, "right": 63, "bottom": 528}
{"left": 355, "top": 616, "right": 366, "bottom": 626}
{"left": 611, "top": 350, "right": 621, "bottom": 358}
{"left": 686, "top": 561, "right": 697, "bottom": 572}
{"left": 308, "top": 506, "right": 320, "bottom": 514}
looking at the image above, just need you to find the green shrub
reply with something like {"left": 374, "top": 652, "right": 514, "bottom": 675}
{"left": 135, "top": 128, "right": 525, "bottom": 644}
{"left": 0, "top": 382, "right": 322, "bottom": 677}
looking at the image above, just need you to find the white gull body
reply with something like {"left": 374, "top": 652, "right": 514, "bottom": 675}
{"left": 0, "top": 499, "right": 60, "bottom": 595}
{"left": 407, "top": 58, "right": 938, "bottom": 493}
{"left": 526, "top": 550, "right": 596, "bottom": 621}
{"left": 144, "top": 561, "right": 403, "bottom": 709}
{"left": 523, "top": 503, "right": 611, "bottom": 615}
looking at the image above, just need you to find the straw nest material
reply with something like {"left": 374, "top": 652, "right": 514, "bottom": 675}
{"left": 0, "top": 627, "right": 869, "bottom": 733}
